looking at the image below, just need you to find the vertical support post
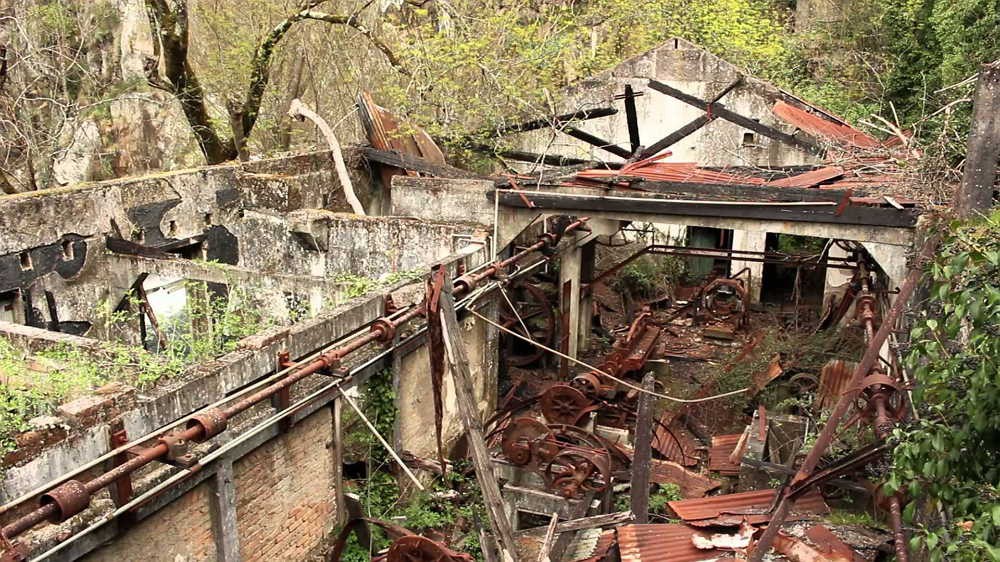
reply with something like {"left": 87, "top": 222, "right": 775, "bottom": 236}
{"left": 730, "top": 230, "right": 766, "bottom": 303}
{"left": 956, "top": 60, "right": 1000, "bottom": 217}
{"left": 559, "top": 239, "right": 583, "bottom": 374}
{"left": 438, "top": 286, "right": 518, "bottom": 561}
{"left": 208, "top": 459, "right": 242, "bottom": 562}
{"left": 228, "top": 102, "right": 250, "bottom": 162}
{"left": 630, "top": 373, "right": 656, "bottom": 524}
{"left": 331, "top": 396, "right": 347, "bottom": 528}
{"left": 578, "top": 241, "right": 596, "bottom": 353}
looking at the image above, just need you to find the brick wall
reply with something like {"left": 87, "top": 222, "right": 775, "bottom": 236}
{"left": 234, "top": 407, "right": 336, "bottom": 561}
{"left": 77, "top": 406, "right": 337, "bottom": 562}
{"left": 82, "top": 483, "right": 216, "bottom": 562}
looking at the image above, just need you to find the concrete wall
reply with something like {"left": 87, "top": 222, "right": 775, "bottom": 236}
{"left": 0, "top": 151, "right": 373, "bottom": 335}
{"left": 396, "top": 301, "right": 500, "bottom": 459}
{"left": 512, "top": 38, "right": 822, "bottom": 168}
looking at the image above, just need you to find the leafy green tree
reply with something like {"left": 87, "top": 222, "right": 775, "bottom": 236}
{"left": 887, "top": 211, "right": 1000, "bottom": 561}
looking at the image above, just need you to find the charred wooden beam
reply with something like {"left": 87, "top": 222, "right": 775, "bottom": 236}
{"left": 630, "top": 178, "right": 850, "bottom": 203}
{"left": 470, "top": 107, "right": 618, "bottom": 139}
{"left": 638, "top": 78, "right": 743, "bottom": 159}
{"left": 488, "top": 148, "right": 609, "bottom": 168}
{"left": 647, "top": 80, "right": 822, "bottom": 155}
{"left": 361, "top": 147, "right": 479, "bottom": 179}
{"left": 563, "top": 127, "right": 633, "bottom": 159}
{"left": 956, "top": 60, "right": 1000, "bottom": 216}
{"left": 624, "top": 85, "right": 641, "bottom": 154}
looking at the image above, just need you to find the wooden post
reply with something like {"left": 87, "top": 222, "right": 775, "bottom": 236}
{"left": 438, "top": 288, "right": 519, "bottom": 561}
{"left": 630, "top": 373, "right": 656, "bottom": 524}
{"left": 957, "top": 60, "right": 1000, "bottom": 217}
{"left": 537, "top": 513, "right": 559, "bottom": 562}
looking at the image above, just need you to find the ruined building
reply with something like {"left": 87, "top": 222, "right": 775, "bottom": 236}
{"left": 0, "top": 40, "right": 930, "bottom": 562}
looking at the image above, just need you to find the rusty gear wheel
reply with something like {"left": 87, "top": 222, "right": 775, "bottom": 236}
{"left": 544, "top": 450, "right": 612, "bottom": 498}
{"left": 498, "top": 281, "right": 556, "bottom": 366}
{"left": 500, "top": 417, "right": 551, "bottom": 466}
{"left": 540, "top": 384, "right": 592, "bottom": 425}
{"left": 387, "top": 536, "right": 472, "bottom": 562}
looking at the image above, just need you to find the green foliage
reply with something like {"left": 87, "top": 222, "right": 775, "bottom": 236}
{"left": 886, "top": 211, "right": 1000, "bottom": 561}
{"left": 610, "top": 255, "right": 687, "bottom": 300}
{"left": 615, "top": 483, "right": 682, "bottom": 516}
{"left": 335, "top": 269, "right": 423, "bottom": 300}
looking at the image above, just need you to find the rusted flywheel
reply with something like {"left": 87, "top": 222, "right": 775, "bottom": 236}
{"left": 544, "top": 449, "right": 612, "bottom": 498}
{"left": 498, "top": 280, "right": 556, "bottom": 366}
{"left": 387, "top": 536, "right": 473, "bottom": 562}
{"left": 500, "top": 417, "right": 551, "bottom": 465}
{"left": 540, "top": 384, "right": 593, "bottom": 425}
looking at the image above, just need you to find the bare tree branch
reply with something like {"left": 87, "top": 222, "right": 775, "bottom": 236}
{"left": 239, "top": 7, "right": 408, "bottom": 138}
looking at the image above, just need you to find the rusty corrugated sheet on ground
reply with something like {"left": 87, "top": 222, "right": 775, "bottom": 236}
{"left": 653, "top": 414, "right": 699, "bottom": 466}
{"left": 617, "top": 524, "right": 719, "bottom": 562}
{"left": 667, "top": 487, "right": 829, "bottom": 525}
{"left": 767, "top": 166, "right": 846, "bottom": 188}
{"left": 817, "top": 359, "right": 857, "bottom": 410}
{"left": 806, "top": 525, "right": 859, "bottom": 561}
{"left": 708, "top": 433, "right": 743, "bottom": 475}
{"left": 649, "top": 459, "right": 721, "bottom": 498}
{"left": 772, "top": 101, "right": 881, "bottom": 149}
{"left": 570, "top": 528, "right": 617, "bottom": 562}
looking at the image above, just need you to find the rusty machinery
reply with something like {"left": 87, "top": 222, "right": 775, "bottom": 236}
{"left": 328, "top": 518, "right": 472, "bottom": 562}
{"left": 0, "top": 218, "right": 593, "bottom": 557}
{"left": 497, "top": 279, "right": 556, "bottom": 366}
{"left": 540, "top": 310, "right": 663, "bottom": 426}
{"left": 496, "top": 418, "right": 630, "bottom": 498}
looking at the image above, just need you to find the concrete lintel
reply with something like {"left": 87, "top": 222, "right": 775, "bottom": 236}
{"left": 511, "top": 209, "right": 913, "bottom": 246}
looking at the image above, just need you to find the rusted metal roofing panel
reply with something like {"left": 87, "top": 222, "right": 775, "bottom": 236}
{"left": 569, "top": 528, "right": 616, "bottom": 562}
{"left": 574, "top": 154, "right": 765, "bottom": 186}
{"left": 649, "top": 459, "right": 721, "bottom": 498}
{"left": 618, "top": 524, "right": 719, "bottom": 562}
{"left": 773, "top": 101, "right": 881, "bottom": 149}
{"left": 667, "top": 487, "right": 829, "bottom": 524}
{"left": 653, "top": 414, "right": 699, "bottom": 466}
{"left": 708, "top": 433, "right": 743, "bottom": 475}
{"left": 817, "top": 359, "right": 856, "bottom": 410}
{"left": 767, "top": 166, "right": 846, "bottom": 188}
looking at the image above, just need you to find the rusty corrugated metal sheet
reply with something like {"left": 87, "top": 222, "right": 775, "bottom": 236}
{"left": 708, "top": 433, "right": 743, "bottom": 475}
{"left": 617, "top": 524, "right": 719, "bottom": 562}
{"left": 817, "top": 359, "right": 857, "bottom": 410}
{"left": 653, "top": 414, "right": 699, "bottom": 466}
{"left": 767, "top": 166, "right": 846, "bottom": 188}
{"left": 570, "top": 528, "right": 617, "bottom": 562}
{"left": 574, "top": 153, "right": 764, "bottom": 187}
{"left": 649, "top": 459, "right": 720, "bottom": 498}
{"left": 667, "top": 487, "right": 829, "bottom": 524}
{"left": 773, "top": 101, "right": 881, "bottom": 149}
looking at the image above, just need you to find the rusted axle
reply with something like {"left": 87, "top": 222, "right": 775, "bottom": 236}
{"left": 1, "top": 217, "right": 589, "bottom": 544}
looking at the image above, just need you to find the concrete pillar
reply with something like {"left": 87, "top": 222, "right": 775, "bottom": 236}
{"left": 577, "top": 241, "right": 596, "bottom": 353}
{"left": 823, "top": 244, "right": 855, "bottom": 311}
{"left": 559, "top": 242, "right": 583, "bottom": 366}
{"left": 208, "top": 459, "right": 241, "bottom": 562}
{"left": 730, "top": 229, "right": 767, "bottom": 303}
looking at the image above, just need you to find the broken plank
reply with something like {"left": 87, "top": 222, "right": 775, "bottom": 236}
{"left": 438, "top": 283, "right": 518, "bottom": 560}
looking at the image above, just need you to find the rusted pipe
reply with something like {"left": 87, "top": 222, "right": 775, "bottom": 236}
{"left": 748, "top": 237, "right": 937, "bottom": 562}
{"left": 0, "top": 219, "right": 586, "bottom": 544}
